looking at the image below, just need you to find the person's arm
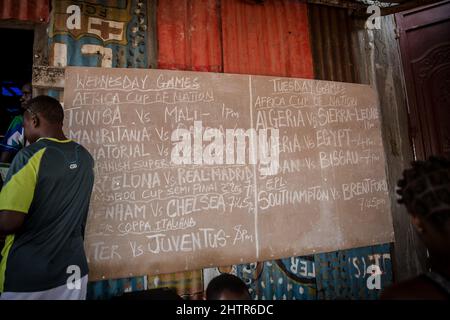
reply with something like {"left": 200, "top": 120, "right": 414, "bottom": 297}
{"left": 0, "top": 210, "right": 25, "bottom": 235}
{"left": 0, "top": 115, "right": 25, "bottom": 164}
{"left": 0, "top": 151, "right": 14, "bottom": 163}
{"left": 0, "top": 148, "right": 45, "bottom": 235}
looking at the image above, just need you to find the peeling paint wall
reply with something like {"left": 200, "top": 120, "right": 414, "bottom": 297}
{"left": 48, "top": 0, "right": 147, "bottom": 68}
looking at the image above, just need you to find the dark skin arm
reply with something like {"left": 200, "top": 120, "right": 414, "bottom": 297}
{"left": 0, "top": 151, "right": 14, "bottom": 164}
{"left": 0, "top": 210, "right": 25, "bottom": 236}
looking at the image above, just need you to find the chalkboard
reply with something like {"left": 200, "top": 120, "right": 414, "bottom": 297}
{"left": 63, "top": 66, "right": 394, "bottom": 281}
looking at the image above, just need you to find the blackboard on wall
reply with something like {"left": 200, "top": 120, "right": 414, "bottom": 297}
{"left": 63, "top": 66, "right": 394, "bottom": 281}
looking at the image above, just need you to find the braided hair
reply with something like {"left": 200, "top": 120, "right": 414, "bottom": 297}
{"left": 397, "top": 156, "right": 450, "bottom": 229}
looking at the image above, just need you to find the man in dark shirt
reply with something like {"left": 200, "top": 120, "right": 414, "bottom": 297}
{"left": 381, "top": 157, "right": 450, "bottom": 300}
{"left": 0, "top": 83, "right": 33, "bottom": 163}
{"left": 0, "top": 95, "right": 94, "bottom": 299}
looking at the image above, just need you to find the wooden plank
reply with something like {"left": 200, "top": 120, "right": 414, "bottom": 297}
{"left": 304, "top": 0, "right": 364, "bottom": 10}
{"left": 32, "top": 65, "right": 65, "bottom": 89}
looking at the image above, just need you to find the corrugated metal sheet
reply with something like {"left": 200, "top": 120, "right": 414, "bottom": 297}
{"left": 157, "top": 0, "right": 315, "bottom": 77}
{"left": 234, "top": 244, "right": 392, "bottom": 300}
{"left": 222, "top": 0, "right": 314, "bottom": 78}
{"left": 308, "top": 3, "right": 358, "bottom": 82}
{"left": 314, "top": 244, "right": 393, "bottom": 299}
{"left": 235, "top": 258, "right": 317, "bottom": 300}
{"left": 157, "top": 0, "right": 222, "bottom": 72}
{"left": 0, "top": 0, "right": 49, "bottom": 23}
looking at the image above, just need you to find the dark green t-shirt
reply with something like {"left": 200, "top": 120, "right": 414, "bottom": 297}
{"left": 0, "top": 138, "right": 94, "bottom": 292}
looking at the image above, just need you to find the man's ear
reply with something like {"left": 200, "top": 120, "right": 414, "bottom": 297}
{"left": 411, "top": 215, "right": 425, "bottom": 234}
{"left": 31, "top": 114, "right": 40, "bottom": 128}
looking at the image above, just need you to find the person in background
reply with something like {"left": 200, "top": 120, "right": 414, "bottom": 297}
{"left": 205, "top": 273, "right": 252, "bottom": 300}
{"left": 0, "top": 83, "right": 32, "bottom": 163}
{"left": 0, "top": 96, "right": 94, "bottom": 300}
{"left": 381, "top": 156, "right": 450, "bottom": 300}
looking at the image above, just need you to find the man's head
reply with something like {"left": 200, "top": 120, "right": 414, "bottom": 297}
{"left": 397, "top": 156, "right": 450, "bottom": 258}
{"left": 23, "top": 95, "right": 64, "bottom": 144}
{"left": 205, "top": 273, "right": 251, "bottom": 300}
{"left": 20, "top": 83, "right": 32, "bottom": 109}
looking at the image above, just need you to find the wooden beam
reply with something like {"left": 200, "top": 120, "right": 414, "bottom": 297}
{"left": 380, "top": 0, "right": 442, "bottom": 15}
{"left": 352, "top": 0, "right": 442, "bottom": 16}
{"left": 32, "top": 66, "right": 65, "bottom": 89}
{"left": 304, "top": 0, "right": 365, "bottom": 10}
{"left": 306, "top": 0, "right": 442, "bottom": 17}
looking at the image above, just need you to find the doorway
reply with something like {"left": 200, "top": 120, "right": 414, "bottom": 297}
{"left": 0, "top": 28, "right": 34, "bottom": 137}
{"left": 396, "top": 0, "right": 450, "bottom": 159}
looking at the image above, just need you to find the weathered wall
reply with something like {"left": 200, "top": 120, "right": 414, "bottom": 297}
{"left": 350, "top": 14, "right": 428, "bottom": 281}
{"left": 308, "top": 3, "right": 358, "bottom": 83}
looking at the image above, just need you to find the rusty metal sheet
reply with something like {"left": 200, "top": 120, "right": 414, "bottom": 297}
{"left": 0, "top": 0, "right": 49, "bottom": 23}
{"left": 308, "top": 3, "right": 358, "bottom": 82}
{"left": 221, "top": 0, "right": 314, "bottom": 78}
{"left": 234, "top": 243, "right": 392, "bottom": 300}
{"left": 157, "top": 0, "right": 222, "bottom": 72}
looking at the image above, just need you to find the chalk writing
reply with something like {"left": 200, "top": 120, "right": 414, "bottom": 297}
{"left": 63, "top": 67, "right": 393, "bottom": 281}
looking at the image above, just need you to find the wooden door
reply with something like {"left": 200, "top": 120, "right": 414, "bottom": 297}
{"left": 396, "top": 1, "right": 450, "bottom": 159}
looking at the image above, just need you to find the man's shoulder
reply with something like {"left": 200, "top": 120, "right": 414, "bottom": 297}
{"left": 72, "top": 141, "right": 94, "bottom": 162}
{"left": 15, "top": 140, "right": 47, "bottom": 160}
{"left": 9, "top": 114, "right": 23, "bottom": 128}
{"left": 4, "top": 142, "right": 48, "bottom": 183}
{"left": 13, "top": 140, "right": 93, "bottom": 170}
{"left": 39, "top": 139, "right": 91, "bottom": 157}
{"left": 53, "top": 140, "right": 94, "bottom": 166}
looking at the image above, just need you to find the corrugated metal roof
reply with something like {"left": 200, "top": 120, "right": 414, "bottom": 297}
{"left": 157, "top": 0, "right": 222, "bottom": 72}
{"left": 308, "top": 3, "right": 358, "bottom": 83}
{"left": 221, "top": 0, "right": 314, "bottom": 78}
{"left": 305, "top": 0, "right": 440, "bottom": 16}
{"left": 0, "top": 0, "right": 49, "bottom": 23}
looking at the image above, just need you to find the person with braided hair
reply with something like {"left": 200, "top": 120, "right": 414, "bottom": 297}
{"left": 381, "top": 156, "right": 450, "bottom": 300}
